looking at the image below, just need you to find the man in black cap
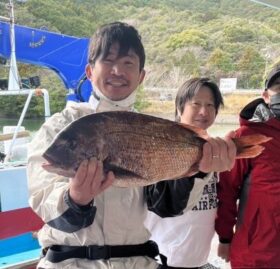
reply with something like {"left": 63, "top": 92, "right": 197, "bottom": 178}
{"left": 216, "top": 64, "right": 280, "bottom": 268}
{"left": 265, "top": 64, "right": 280, "bottom": 89}
{"left": 264, "top": 65, "right": 280, "bottom": 118}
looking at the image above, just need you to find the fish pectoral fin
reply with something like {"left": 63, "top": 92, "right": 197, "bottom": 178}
{"left": 103, "top": 162, "right": 144, "bottom": 179}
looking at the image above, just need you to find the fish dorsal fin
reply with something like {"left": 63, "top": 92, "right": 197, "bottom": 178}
{"left": 178, "top": 122, "right": 209, "bottom": 140}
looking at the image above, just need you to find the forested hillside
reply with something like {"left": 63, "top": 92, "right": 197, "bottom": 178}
{"left": 0, "top": 0, "right": 279, "bottom": 116}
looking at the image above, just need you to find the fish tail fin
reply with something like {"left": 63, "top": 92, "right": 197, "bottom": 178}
{"left": 233, "top": 134, "right": 272, "bottom": 159}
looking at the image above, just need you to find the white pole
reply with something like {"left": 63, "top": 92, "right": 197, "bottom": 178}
{"left": 41, "top": 89, "right": 51, "bottom": 120}
{"left": 4, "top": 90, "right": 33, "bottom": 162}
{"left": 8, "top": 0, "right": 20, "bottom": 91}
{"left": 0, "top": 88, "right": 51, "bottom": 162}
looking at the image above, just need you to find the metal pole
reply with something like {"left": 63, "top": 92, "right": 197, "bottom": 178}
{"left": 7, "top": 0, "right": 20, "bottom": 91}
{"left": 41, "top": 89, "right": 51, "bottom": 120}
{"left": 1, "top": 89, "right": 51, "bottom": 162}
{"left": 0, "top": 16, "right": 10, "bottom": 22}
{"left": 4, "top": 90, "right": 33, "bottom": 162}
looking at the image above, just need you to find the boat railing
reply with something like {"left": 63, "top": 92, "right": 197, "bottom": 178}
{"left": 0, "top": 88, "right": 48, "bottom": 269}
{"left": 0, "top": 88, "right": 51, "bottom": 164}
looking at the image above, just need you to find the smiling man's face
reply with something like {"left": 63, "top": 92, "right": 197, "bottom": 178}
{"left": 86, "top": 43, "right": 145, "bottom": 101}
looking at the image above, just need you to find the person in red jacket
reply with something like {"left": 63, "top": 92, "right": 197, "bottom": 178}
{"left": 215, "top": 65, "right": 280, "bottom": 268}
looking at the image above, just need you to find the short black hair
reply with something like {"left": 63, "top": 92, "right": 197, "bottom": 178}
{"left": 88, "top": 22, "right": 145, "bottom": 71}
{"left": 175, "top": 77, "right": 224, "bottom": 122}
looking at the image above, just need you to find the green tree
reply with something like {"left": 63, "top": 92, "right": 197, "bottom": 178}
{"left": 166, "top": 29, "right": 208, "bottom": 50}
{"left": 134, "top": 85, "right": 150, "bottom": 111}
{"left": 237, "top": 46, "right": 265, "bottom": 88}
{"left": 223, "top": 20, "right": 256, "bottom": 43}
{"left": 207, "top": 48, "right": 234, "bottom": 73}
{"left": 172, "top": 50, "right": 200, "bottom": 76}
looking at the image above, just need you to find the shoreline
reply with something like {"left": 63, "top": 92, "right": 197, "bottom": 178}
{"left": 215, "top": 114, "right": 239, "bottom": 125}
{"left": 145, "top": 112, "right": 239, "bottom": 125}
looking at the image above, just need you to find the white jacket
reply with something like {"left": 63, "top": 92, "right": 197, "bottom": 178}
{"left": 27, "top": 101, "right": 210, "bottom": 269}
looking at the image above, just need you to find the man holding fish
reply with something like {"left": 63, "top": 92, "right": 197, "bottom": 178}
{"left": 27, "top": 22, "right": 237, "bottom": 269}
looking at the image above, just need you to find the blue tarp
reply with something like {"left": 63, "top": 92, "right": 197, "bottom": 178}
{"left": 0, "top": 21, "right": 92, "bottom": 101}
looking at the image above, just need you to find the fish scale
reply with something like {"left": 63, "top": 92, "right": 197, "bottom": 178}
{"left": 107, "top": 131, "right": 201, "bottom": 181}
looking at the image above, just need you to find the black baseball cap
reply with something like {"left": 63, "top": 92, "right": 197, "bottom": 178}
{"left": 265, "top": 65, "right": 280, "bottom": 89}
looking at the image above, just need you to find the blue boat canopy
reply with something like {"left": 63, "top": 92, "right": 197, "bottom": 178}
{"left": 0, "top": 21, "right": 92, "bottom": 101}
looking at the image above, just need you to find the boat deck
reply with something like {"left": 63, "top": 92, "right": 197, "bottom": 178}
{"left": 0, "top": 165, "right": 43, "bottom": 269}
{"left": 0, "top": 233, "right": 40, "bottom": 269}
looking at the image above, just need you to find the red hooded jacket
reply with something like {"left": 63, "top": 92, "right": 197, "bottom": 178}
{"left": 215, "top": 98, "right": 280, "bottom": 268}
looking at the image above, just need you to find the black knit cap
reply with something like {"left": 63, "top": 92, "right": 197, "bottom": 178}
{"left": 265, "top": 65, "right": 280, "bottom": 89}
